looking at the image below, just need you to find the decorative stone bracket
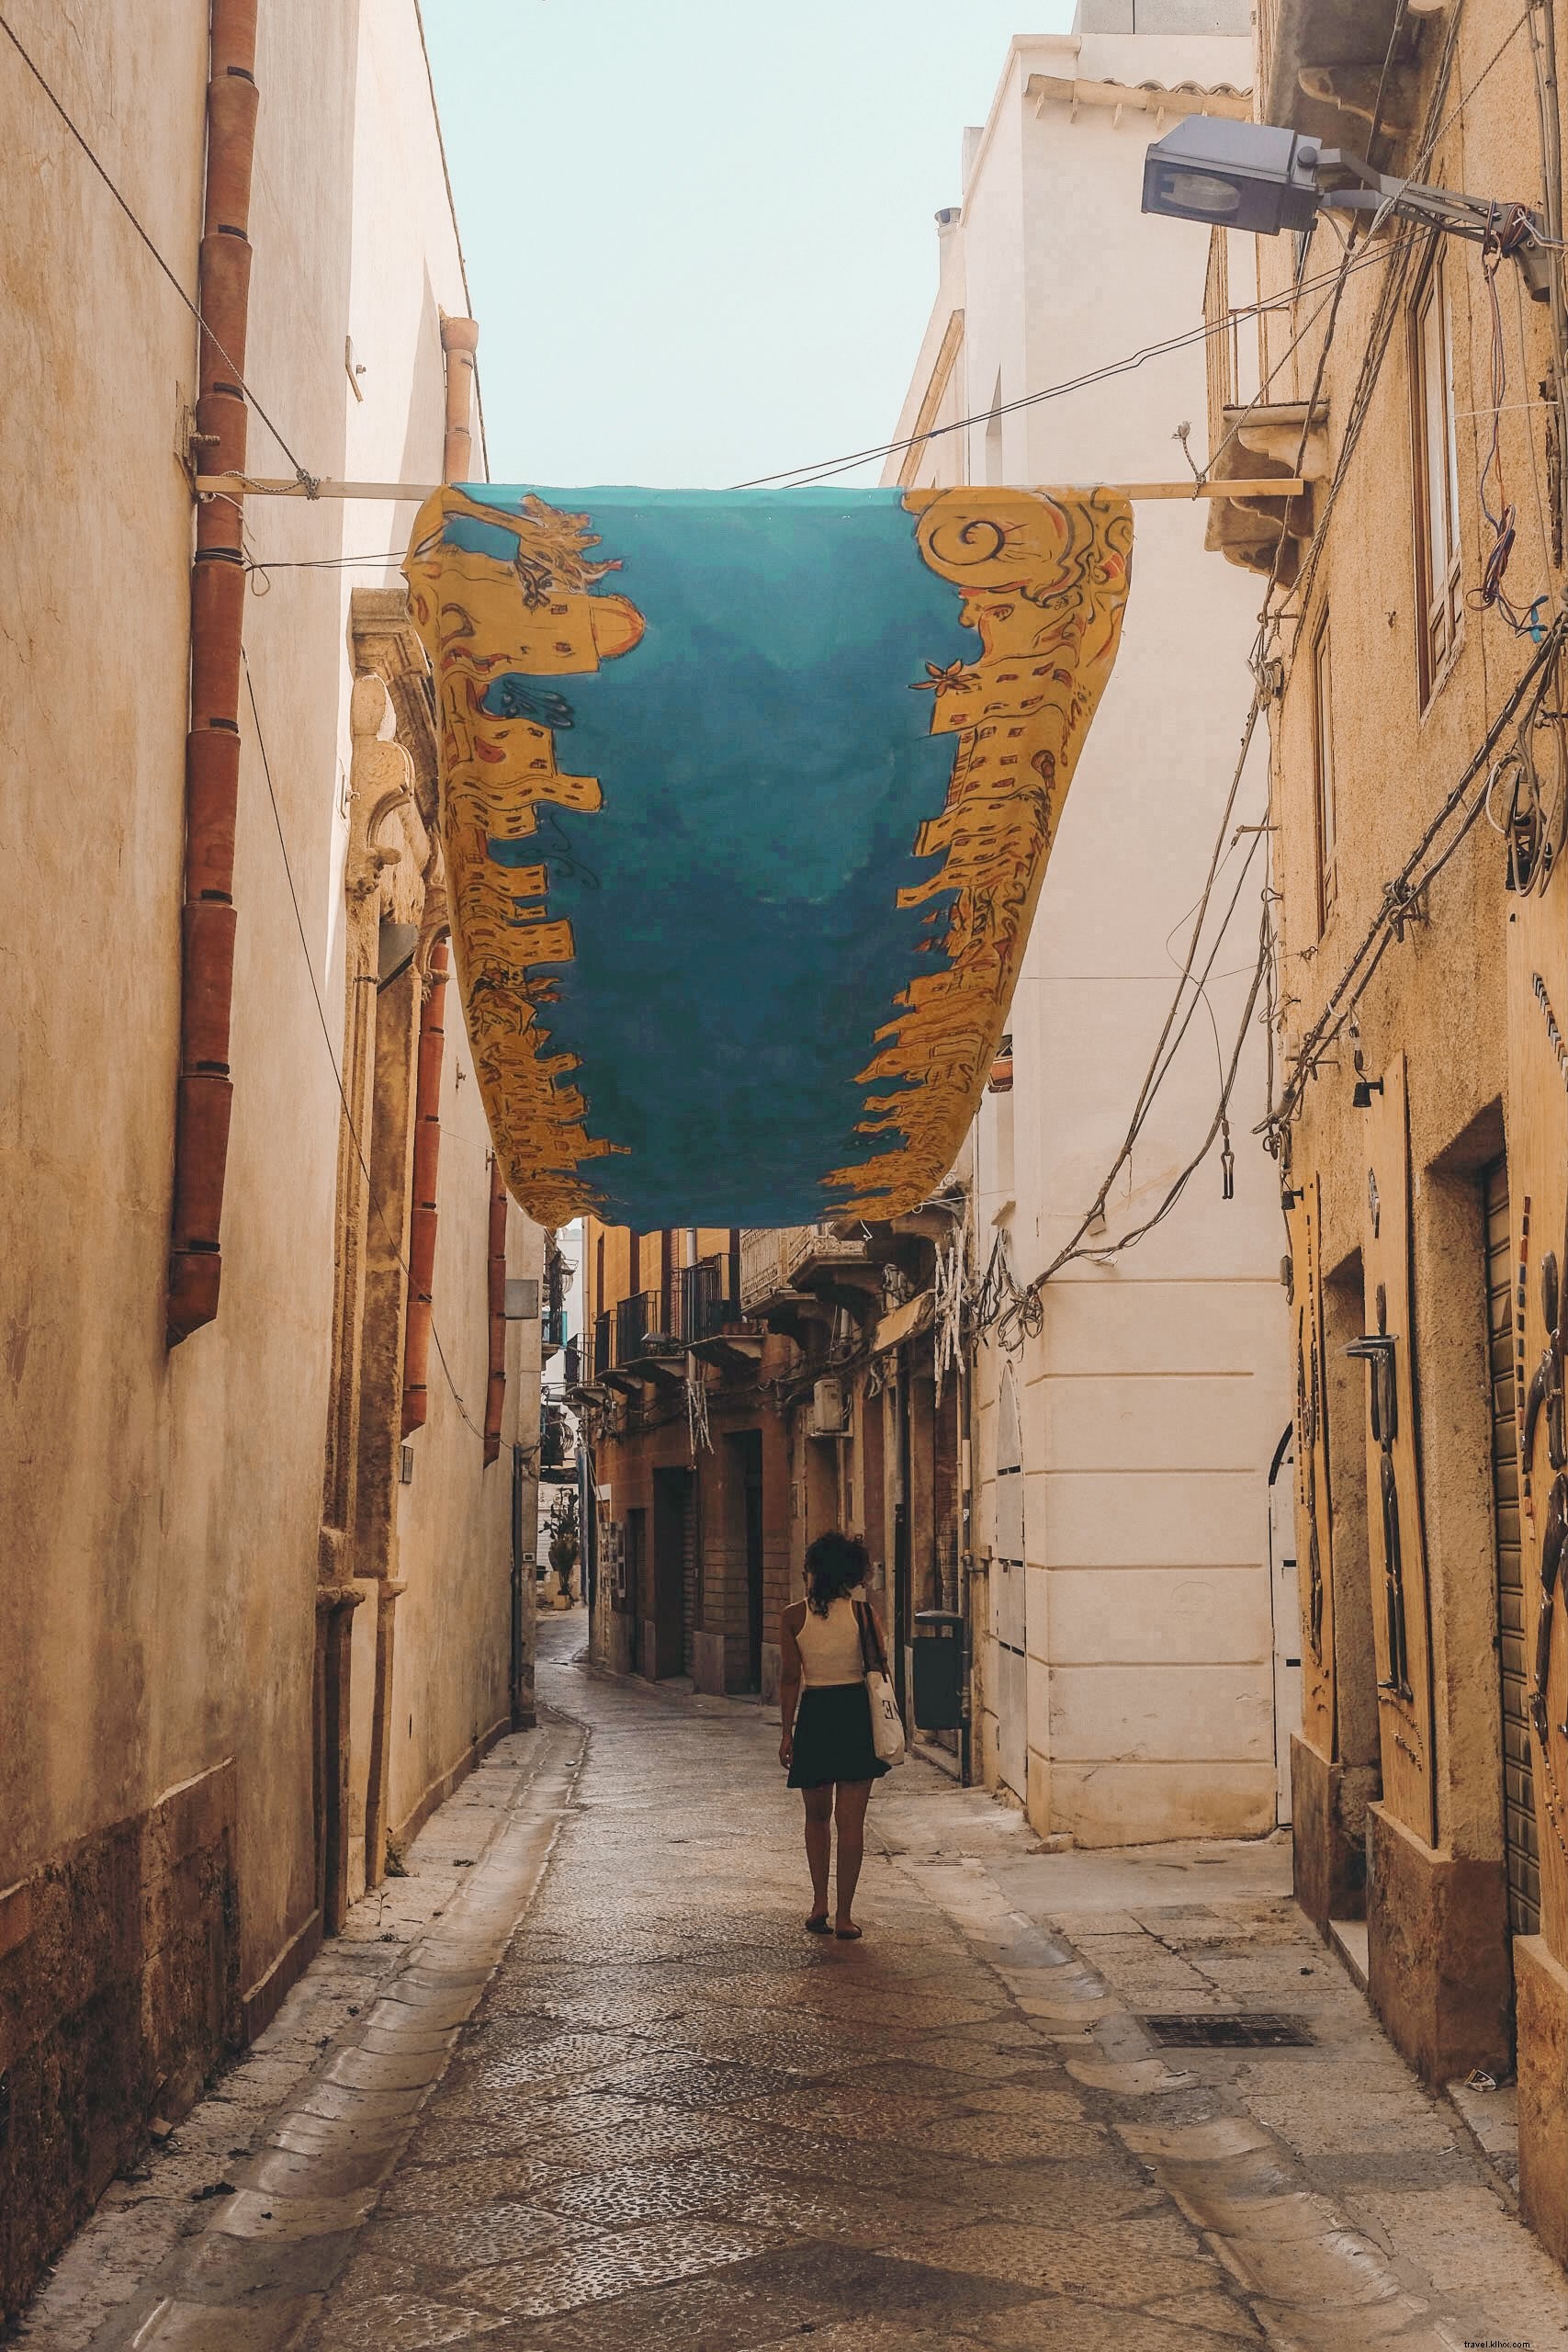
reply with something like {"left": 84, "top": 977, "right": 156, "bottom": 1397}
{"left": 1206, "top": 400, "right": 1329, "bottom": 585}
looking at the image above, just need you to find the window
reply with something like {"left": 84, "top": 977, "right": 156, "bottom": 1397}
{"left": 1411, "top": 248, "right": 1462, "bottom": 699}
{"left": 1312, "top": 615, "right": 1337, "bottom": 932}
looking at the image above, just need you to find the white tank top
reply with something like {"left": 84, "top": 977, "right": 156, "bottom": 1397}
{"left": 795, "top": 1591, "right": 867, "bottom": 1687}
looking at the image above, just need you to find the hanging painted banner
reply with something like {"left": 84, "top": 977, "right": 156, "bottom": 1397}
{"left": 404, "top": 483, "right": 1132, "bottom": 1230}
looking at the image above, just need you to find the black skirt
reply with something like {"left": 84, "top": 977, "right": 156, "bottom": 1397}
{"left": 787, "top": 1681, "right": 890, "bottom": 1790}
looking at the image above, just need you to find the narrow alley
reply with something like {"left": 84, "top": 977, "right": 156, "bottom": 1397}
{"left": 19, "top": 1612, "right": 1566, "bottom": 2352}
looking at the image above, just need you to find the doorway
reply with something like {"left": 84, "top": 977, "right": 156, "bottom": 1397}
{"left": 1483, "top": 1154, "right": 1540, "bottom": 1940}
{"left": 731, "top": 1431, "right": 765, "bottom": 1691}
{"left": 1267, "top": 1425, "right": 1302, "bottom": 1826}
{"left": 651, "top": 1468, "right": 693, "bottom": 1682}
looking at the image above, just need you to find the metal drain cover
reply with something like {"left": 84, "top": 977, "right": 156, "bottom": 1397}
{"left": 1142, "top": 2013, "right": 1314, "bottom": 2049}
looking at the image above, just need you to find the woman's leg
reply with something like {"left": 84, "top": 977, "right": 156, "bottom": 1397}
{"left": 802, "top": 1786, "right": 833, "bottom": 1920}
{"left": 833, "top": 1780, "right": 873, "bottom": 1929}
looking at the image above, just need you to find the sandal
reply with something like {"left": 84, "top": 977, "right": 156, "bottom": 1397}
{"left": 806, "top": 1915, "right": 832, "bottom": 1935}
{"left": 834, "top": 1925, "right": 863, "bottom": 1941}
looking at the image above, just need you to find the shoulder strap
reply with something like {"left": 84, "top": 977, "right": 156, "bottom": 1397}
{"left": 853, "top": 1599, "right": 887, "bottom": 1679}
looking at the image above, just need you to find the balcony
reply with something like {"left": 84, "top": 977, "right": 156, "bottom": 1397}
{"left": 739, "top": 1223, "right": 880, "bottom": 1329}
{"left": 541, "top": 1306, "right": 569, "bottom": 1356}
{"left": 677, "top": 1254, "right": 762, "bottom": 1376}
{"left": 603, "top": 1288, "right": 677, "bottom": 1389}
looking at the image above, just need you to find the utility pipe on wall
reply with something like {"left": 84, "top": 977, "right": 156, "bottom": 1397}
{"left": 400, "top": 937, "right": 447, "bottom": 1436}
{"left": 398, "top": 313, "right": 478, "bottom": 1432}
{"left": 167, "top": 0, "right": 260, "bottom": 1346}
{"left": 483, "top": 1156, "right": 507, "bottom": 1465}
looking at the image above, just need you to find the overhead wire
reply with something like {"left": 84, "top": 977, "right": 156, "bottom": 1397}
{"left": 969, "top": 4, "right": 1467, "bottom": 1340}
{"left": 1268, "top": 608, "right": 1568, "bottom": 1136}
{"left": 23, "top": 0, "right": 1551, "bottom": 1336}
{"left": 0, "top": 8, "right": 319, "bottom": 492}
{"left": 734, "top": 245, "right": 1400, "bottom": 492}
{"left": 1264, "top": 0, "right": 1568, "bottom": 1126}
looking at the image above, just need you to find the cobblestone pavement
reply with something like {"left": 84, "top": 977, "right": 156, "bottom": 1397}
{"left": 19, "top": 1611, "right": 1568, "bottom": 2350}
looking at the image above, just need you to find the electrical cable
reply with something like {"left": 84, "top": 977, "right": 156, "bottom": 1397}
{"left": 0, "top": 9, "right": 319, "bottom": 492}
{"left": 734, "top": 246, "right": 1399, "bottom": 492}
{"left": 1266, "top": 609, "right": 1568, "bottom": 1136}
{"left": 243, "top": 650, "right": 497, "bottom": 1450}
{"left": 971, "top": 5, "right": 1459, "bottom": 1335}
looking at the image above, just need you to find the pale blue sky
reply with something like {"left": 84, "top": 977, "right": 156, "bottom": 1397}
{"left": 421, "top": 2, "right": 1075, "bottom": 489}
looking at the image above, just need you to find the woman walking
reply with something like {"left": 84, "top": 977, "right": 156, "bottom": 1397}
{"left": 778, "top": 1531, "right": 892, "bottom": 1940}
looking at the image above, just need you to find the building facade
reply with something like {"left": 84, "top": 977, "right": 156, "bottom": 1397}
{"left": 1215, "top": 0, "right": 1568, "bottom": 2274}
{"left": 575, "top": 1224, "right": 790, "bottom": 1691}
{"left": 878, "top": 3, "right": 1295, "bottom": 1848}
{"left": 0, "top": 0, "right": 542, "bottom": 2314}
{"left": 574, "top": 1213, "right": 963, "bottom": 1757}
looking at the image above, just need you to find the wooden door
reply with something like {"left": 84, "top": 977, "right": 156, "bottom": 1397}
{"left": 651, "top": 1472, "right": 690, "bottom": 1681}
{"left": 1483, "top": 1155, "right": 1540, "bottom": 1936}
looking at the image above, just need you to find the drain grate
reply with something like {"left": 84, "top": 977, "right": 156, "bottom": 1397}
{"left": 1141, "top": 2013, "right": 1315, "bottom": 2049}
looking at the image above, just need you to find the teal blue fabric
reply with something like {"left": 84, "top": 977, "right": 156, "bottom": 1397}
{"left": 454, "top": 486, "right": 971, "bottom": 1229}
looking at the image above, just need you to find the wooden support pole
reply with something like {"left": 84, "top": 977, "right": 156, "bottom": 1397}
{"left": 195, "top": 474, "right": 1310, "bottom": 503}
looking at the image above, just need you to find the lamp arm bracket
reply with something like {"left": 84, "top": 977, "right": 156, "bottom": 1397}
{"left": 1314, "top": 150, "right": 1551, "bottom": 298}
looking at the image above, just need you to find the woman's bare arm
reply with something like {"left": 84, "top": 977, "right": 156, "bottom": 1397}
{"left": 778, "top": 1607, "right": 803, "bottom": 1767}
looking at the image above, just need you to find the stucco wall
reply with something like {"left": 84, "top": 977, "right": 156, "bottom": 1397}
{"left": 887, "top": 30, "right": 1291, "bottom": 1845}
{"left": 0, "top": 0, "right": 539, "bottom": 2308}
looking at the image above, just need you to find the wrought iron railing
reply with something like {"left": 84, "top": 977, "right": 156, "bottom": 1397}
{"left": 677, "top": 1254, "right": 731, "bottom": 1344}
{"left": 739, "top": 1224, "right": 870, "bottom": 1314}
{"left": 593, "top": 1308, "right": 615, "bottom": 1382}
{"left": 615, "top": 1289, "right": 661, "bottom": 1365}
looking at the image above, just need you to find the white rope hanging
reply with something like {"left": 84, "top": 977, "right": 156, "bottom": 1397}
{"left": 933, "top": 1224, "right": 967, "bottom": 1408}
{"left": 685, "top": 1351, "right": 713, "bottom": 1458}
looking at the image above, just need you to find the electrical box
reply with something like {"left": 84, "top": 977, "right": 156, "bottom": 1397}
{"left": 807, "top": 1376, "right": 847, "bottom": 1439}
{"left": 504, "top": 1277, "right": 539, "bottom": 1320}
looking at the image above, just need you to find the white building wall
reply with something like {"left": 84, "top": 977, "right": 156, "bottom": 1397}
{"left": 889, "top": 29, "right": 1291, "bottom": 1845}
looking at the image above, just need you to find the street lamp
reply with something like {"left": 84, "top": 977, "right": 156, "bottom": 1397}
{"left": 1142, "top": 117, "right": 1551, "bottom": 299}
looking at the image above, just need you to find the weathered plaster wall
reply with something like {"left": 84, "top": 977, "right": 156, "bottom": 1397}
{"left": 1252, "top": 0, "right": 1568, "bottom": 2220}
{"left": 0, "top": 0, "right": 538, "bottom": 2312}
{"left": 1, "top": 0, "right": 358, "bottom": 1990}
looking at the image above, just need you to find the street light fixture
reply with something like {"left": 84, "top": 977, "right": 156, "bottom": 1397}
{"left": 1142, "top": 117, "right": 1552, "bottom": 300}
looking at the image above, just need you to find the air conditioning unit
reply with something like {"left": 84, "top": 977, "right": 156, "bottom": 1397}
{"left": 807, "top": 1376, "right": 848, "bottom": 1439}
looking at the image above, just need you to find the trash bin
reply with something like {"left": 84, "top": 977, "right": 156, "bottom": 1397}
{"left": 912, "top": 1608, "right": 965, "bottom": 1732}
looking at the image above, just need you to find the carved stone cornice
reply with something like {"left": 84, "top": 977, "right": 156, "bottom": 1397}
{"left": 349, "top": 585, "right": 440, "bottom": 828}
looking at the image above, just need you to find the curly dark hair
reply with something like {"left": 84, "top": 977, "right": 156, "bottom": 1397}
{"left": 804, "top": 1530, "right": 870, "bottom": 1617}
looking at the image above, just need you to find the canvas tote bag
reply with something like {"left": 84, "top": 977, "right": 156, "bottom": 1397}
{"left": 856, "top": 1599, "right": 907, "bottom": 1768}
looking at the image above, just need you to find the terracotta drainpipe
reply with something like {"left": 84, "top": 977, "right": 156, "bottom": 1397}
{"left": 167, "top": 0, "right": 260, "bottom": 1347}
{"left": 400, "top": 938, "right": 447, "bottom": 1436}
{"left": 398, "top": 314, "right": 478, "bottom": 1432}
{"left": 484, "top": 1157, "right": 507, "bottom": 1466}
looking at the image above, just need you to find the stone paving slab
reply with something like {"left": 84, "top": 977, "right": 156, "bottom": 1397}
{"left": 18, "top": 1609, "right": 1568, "bottom": 2349}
